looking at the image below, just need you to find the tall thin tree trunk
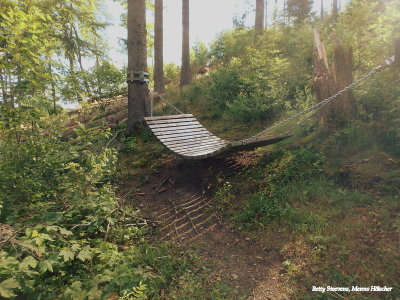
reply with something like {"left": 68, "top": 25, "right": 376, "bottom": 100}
{"left": 180, "top": 0, "right": 191, "bottom": 87}
{"left": 0, "top": 69, "right": 8, "bottom": 104}
{"left": 264, "top": 0, "right": 268, "bottom": 29}
{"left": 320, "top": 0, "right": 324, "bottom": 18}
{"left": 332, "top": 0, "right": 338, "bottom": 21}
{"left": 154, "top": 0, "right": 165, "bottom": 93}
{"left": 127, "top": 0, "right": 150, "bottom": 135}
{"left": 273, "top": 0, "right": 277, "bottom": 26}
{"left": 255, "top": 0, "right": 264, "bottom": 36}
{"left": 95, "top": 55, "right": 102, "bottom": 95}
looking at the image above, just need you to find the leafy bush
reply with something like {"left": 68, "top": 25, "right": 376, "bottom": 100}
{"left": 0, "top": 108, "right": 209, "bottom": 299}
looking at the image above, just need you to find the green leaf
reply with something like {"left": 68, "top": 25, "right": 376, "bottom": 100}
{"left": 59, "top": 250, "right": 74, "bottom": 262}
{"left": 59, "top": 227, "right": 73, "bottom": 236}
{"left": 20, "top": 256, "right": 37, "bottom": 270}
{"left": 39, "top": 260, "right": 53, "bottom": 273}
{"left": 0, "top": 278, "right": 20, "bottom": 298}
{"left": 77, "top": 248, "right": 92, "bottom": 262}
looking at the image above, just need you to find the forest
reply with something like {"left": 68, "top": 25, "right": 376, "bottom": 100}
{"left": 0, "top": 0, "right": 399, "bottom": 299}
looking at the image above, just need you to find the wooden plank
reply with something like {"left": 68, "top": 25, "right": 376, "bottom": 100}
{"left": 144, "top": 114, "right": 193, "bottom": 121}
{"left": 158, "top": 130, "right": 219, "bottom": 140}
{"left": 174, "top": 143, "right": 226, "bottom": 154}
{"left": 150, "top": 126, "right": 208, "bottom": 135}
{"left": 162, "top": 134, "right": 220, "bottom": 144}
{"left": 163, "top": 136, "right": 223, "bottom": 148}
{"left": 148, "top": 120, "right": 202, "bottom": 129}
{"left": 178, "top": 146, "right": 227, "bottom": 159}
{"left": 156, "top": 130, "right": 213, "bottom": 140}
{"left": 169, "top": 145, "right": 226, "bottom": 155}
{"left": 172, "top": 145, "right": 223, "bottom": 155}
{"left": 146, "top": 117, "right": 196, "bottom": 125}
{"left": 157, "top": 130, "right": 213, "bottom": 140}
{"left": 158, "top": 133, "right": 218, "bottom": 143}
{"left": 176, "top": 146, "right": 227, "bottom": 157}
{"left": 166, "top": 140, "right": 226, "bottom": 152}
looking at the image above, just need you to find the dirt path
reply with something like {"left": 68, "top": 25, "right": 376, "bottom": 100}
{"left": 119, "top": 153, "right": 291, "bottom": 299}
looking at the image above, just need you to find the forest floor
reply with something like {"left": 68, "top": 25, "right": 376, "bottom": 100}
{"left": 74, "top": 97, "right": 399, "bottom": 299}
{"left": 118, "top": 151, "right": 293, "bottom": 299}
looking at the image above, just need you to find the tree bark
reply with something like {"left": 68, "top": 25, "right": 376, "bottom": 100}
{"left": 332, "top": 36, "right": 356, "bottom": 117}
{"left": 320, "top": 0, "right": 324, "bottom": 18}
{"left": 313, "top": 29, "right": 355, "bottom": 130}
{"left": 127, "top": 0, "right": 150, "bottom": 135}
{"left": 264, "top": 0, "right": 268, "bottom": 29}
{"left": 255, "top": 0, "right": 264, "bottom": 36}
{"left": 180, "top": 0, "right": 191, "bottom": 87}
{"left": 332, "top": 0, "right": 338, "bottom": 21}
{"left": 394, "top": 38, "right": 400, "bottom": 67}
{"left": 154, "top": 0, "right": 165, "bottom": 93}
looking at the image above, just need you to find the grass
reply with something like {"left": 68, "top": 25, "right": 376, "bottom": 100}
{"left": 211, "top": 130, "right": 400, "bottom": 299}
{"left": 92, "top": 84, "right": 400, "bottom": 299}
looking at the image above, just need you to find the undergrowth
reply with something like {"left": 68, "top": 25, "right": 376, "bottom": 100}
{"left": 0, "top": 110, "right": 229, "bottom": 299}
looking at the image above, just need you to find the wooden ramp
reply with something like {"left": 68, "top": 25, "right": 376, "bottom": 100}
{"left": 145, "top": 114, "right": 292, "bottom": 160}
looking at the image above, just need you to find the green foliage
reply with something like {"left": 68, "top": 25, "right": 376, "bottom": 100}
{"left": 287, "top": 0, "right": 314, "bottom": 25}
{"left": 190, "top": 41, "right": 211, "bottom": 74}
{"left": 194, "top": 25, "right": 315, "bottom": 124}
{"left": 163, "top": 63, "right": 180, "bottom": 86}
{"left": 237, "top": 149, "right": 325, "bottom": 228}
{"left": 0, "top": 0, "right": 110, "bottom": 106}
{"left": 0, "top": 106, "right": 217, "bottom": 299}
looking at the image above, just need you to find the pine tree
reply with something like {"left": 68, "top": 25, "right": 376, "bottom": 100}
{"left": 154, "top": 0, "right": 165, "bottom": 93}
{"left": 333, "top": 0, "right": 338, "bottom": 21}
{"left": 180, "top": 0, "right": 191, "bottom": 86}
{"left": 255, "top": 0, "right": 264, "bottom": 35}
{"left": 127, "top": 0, "right": 150, "bottom": 135}
{"left": 287, "top": 0, "right": 313, "bottom": 25}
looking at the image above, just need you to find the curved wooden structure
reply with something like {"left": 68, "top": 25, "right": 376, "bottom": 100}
{"left": 145, "top": 114, "right": 292, "bottom": 160}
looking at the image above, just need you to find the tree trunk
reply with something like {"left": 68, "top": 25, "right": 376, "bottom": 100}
{"left": 394, "top": 38, "right": 400, "bottom": 67}
{"left": 273, "top": 0, "right": 278, "bottom": 26}
{"left": 180, "top": 0, "right": 191, "bottom": 87}
{"left": 332, "top": 0, "right": 338, "bottom": 21}
{"left": 127, "top": 0, "right": 150, "bottom": 135}
{"left": 264, "top": 0, "right": 268, "bottom": 29}
{"left": 332, "top": 36, "right": 356, "bottom": 118}
{"left": 313, "top": 29, "right": 355, "bottom": 131}
{"left": 320, "top": 0, "right": 324, "bottom": 18}
{"left": 255, "top": 0, "right": 264, "bottom": 36}
{"left": 154, "top": 0, "right": 165, "bottom": 93}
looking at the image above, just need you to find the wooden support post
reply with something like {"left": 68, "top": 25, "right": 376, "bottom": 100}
{"left": 395, "top": 38, "right": 400, "bottom": 67}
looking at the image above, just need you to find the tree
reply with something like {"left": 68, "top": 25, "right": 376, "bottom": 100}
{"left": 287, "top": 0, "right": 313, "bottom": 25}
{"left": 320, "top": 0, "right": 324, "bottom": 18}
{"left": 255, "top": 0, "right": 264, "bottom": 36}
{"left": 154, "top": 0, "right": 165, "bottom": 93}
{"left": 127, "top": 0, "right": 150, "bottom": 135}
{"left": 313, "top": 29, "right": 355, "bottom": 131}
{"left": 333, "top": 0, "right": 338, "bottom": 21}
{"left": 180, "top": 0, "right": 191, "bottom": 86}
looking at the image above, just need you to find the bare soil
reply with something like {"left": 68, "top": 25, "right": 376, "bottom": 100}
{"left": 118, "top": 151, "right": 292, "bottom": 299}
